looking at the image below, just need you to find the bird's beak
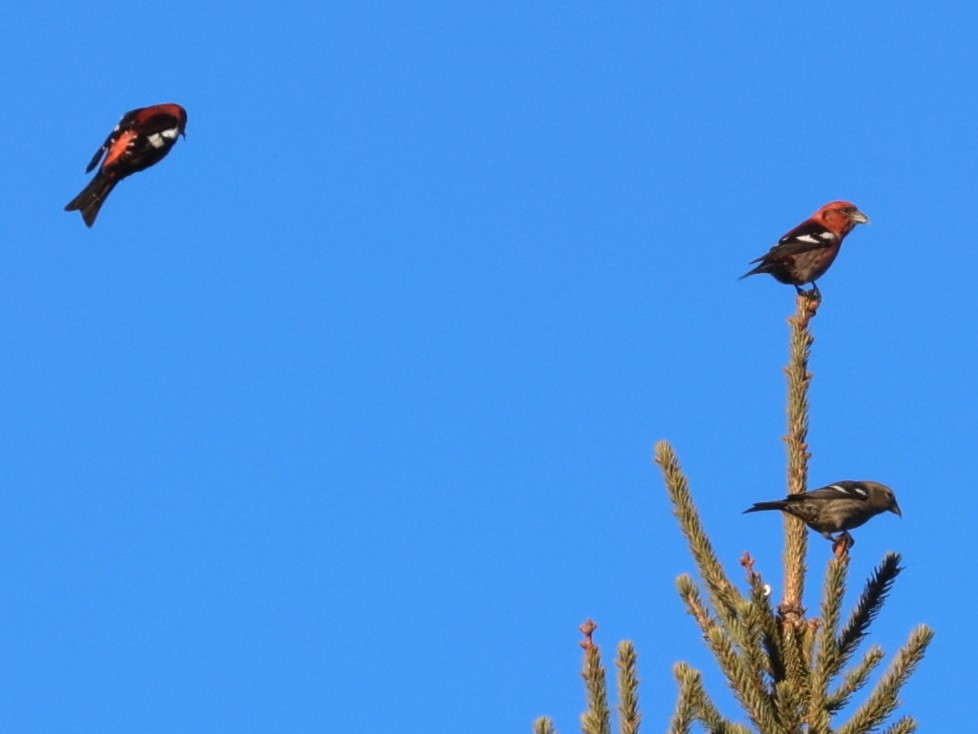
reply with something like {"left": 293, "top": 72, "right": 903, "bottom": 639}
{"left": 890, "top": 501, "right": 902, "bottom": 517}
{"left": 850, "top": 209, "right": 870, "bottom": 225}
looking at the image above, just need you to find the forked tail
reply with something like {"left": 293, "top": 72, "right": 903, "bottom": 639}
{"left": 65, "top": 174, "right": 117, "bottom": 228}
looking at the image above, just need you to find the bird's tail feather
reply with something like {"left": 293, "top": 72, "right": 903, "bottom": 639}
{"left": 738, "top": 262, "right": 768, "bottom": 280}
{"left": 743, "top": 501, "right": 787, "bottom": 514}
{"left": 65, "top": 174, "right": 117, "bottom": 228}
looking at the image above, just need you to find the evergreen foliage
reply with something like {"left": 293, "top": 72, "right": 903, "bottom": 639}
{"left": 536, "top": 296, "right": 932, "bottom": 734}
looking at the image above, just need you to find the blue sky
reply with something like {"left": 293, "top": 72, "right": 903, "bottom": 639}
{"left": 0, "top": 2, "right": 965, "bottom": 731}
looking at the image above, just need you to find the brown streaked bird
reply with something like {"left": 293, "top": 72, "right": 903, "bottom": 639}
{"left": 744, "top": 480, "right": 901, "bottom": 549}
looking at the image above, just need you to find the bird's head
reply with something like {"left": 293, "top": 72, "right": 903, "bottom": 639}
{"left": 815, "top": 201, "right": 869, "bottom": 235}
{"left": 156, "top": 103, "right": 189, "bottom": 138}
{"left": 868, "top": 481, "right": 901, "bottom": 517}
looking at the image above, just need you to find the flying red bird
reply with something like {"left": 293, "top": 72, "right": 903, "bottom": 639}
{"left": 65, "top": 103, "right": 188, "bottom": 227}
{"left": 740, "top": 201, "right": 869, "bottom": 298}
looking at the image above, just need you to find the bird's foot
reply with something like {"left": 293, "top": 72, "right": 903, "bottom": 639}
{"left": 794, "top": 283, "right": 821, "bottom": 301}
{"left": 794, "top": 285, "right": 821, "bottom": 317}
{"left": 832, "top": 532, "right": 854, "bottom": 557}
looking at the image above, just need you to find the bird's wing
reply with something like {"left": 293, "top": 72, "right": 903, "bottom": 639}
{"left": 765, "top": 220, "right": 839, "bottom": 258}
{"left": 795, "top": 482, "right": 870, "bottom": 503}
{"left": 85, "top": 109, "right": 140, "bottom": 173}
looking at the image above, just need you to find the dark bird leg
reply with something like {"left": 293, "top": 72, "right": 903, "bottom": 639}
{"left": 794, "top": 284, "right": 821, "bottom": 301}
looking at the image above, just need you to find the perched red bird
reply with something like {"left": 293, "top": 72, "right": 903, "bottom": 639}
{"left": 740, "top": 201, "right": 869, "bottom": 297}
{"left": 65, "top": 103, "right": 188, "bottom": 227}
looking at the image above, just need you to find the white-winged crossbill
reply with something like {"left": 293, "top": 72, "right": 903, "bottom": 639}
{"left": 744, "top": 480, "right": 901, "bottom": 548}
{"left": 65, "top": 103, "right": 188, "bottom": 227}
{"left": 740, "top": 201, "right": 869, "bottom": 297}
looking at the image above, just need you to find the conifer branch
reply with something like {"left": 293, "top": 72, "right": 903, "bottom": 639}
{"left": 818, "top": 554, "right": 849, "bottom": 667}
{"left": 741, "top": 597, "right": 773, "bottom": 683}
{"left": 810, "top": 552, "right": 849, "bottom": 729}
{"left": 882, "top": 716, "right": 917, "bottom": 734}
{"left": 697, "top": 695, "right": 754, "bottom": 734}
{"left": 616, "top": 642, "right": 641, "bottom": 734}
{"left": 780, "top": 622, "right": 811, "bottom": 704}
{"left": 579, "top": 620, "right": 612, "bottom": 734}
{"left": 533, "top": 717, "right": 558, "bottom": 734}
{"left": 760, "top": 596, "right": 788, "bottom": 685}
{"left": 704, "top": 626, "right": 779, "bottom": 733}
{"left": 837, "top": 554, "right": 903, "bottom": 663}
{"left": 777, "top": 618, "right": 815, "bottom": 726}
{"left": 676, "top": 662, "right": 752, "bottom": 734}
{"left": 807, "top": 682, "right": 831, "bottom": 732}
{"left": 679, "top": 575, "right": 781, "bottom": 732}
{"left": 827, "top": 645, "right": 885, "bottom": 713}
{"left": 697, "top": 696, "right": 753, "bottom": 734}
{"left": 772, "top": 678, "right": 804, "bottom": 734}
{"left": 782, "top": 294, "right": 818, "bottom": 618}
{"left": 837, "top": 625, "right": 934, "bottom": 734}
{"left": 741, "top": 554, "right": 781, "bottom": 682}
{"left": 669, "top": 663, "right": 698, "bottom": 734}
{"left": 655, "top": 441, "right": 744, "bottom": 629}
{"left": 677, "top": 574, "right": 718, "bottom": 635}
